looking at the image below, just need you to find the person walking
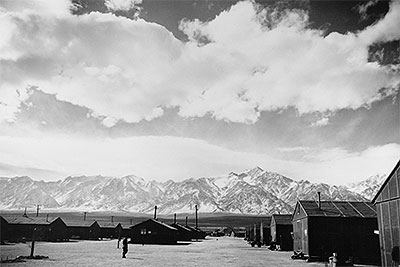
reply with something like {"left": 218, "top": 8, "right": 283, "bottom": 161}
{"left": 122, "top": 237, "right": 128, "bottom": 258}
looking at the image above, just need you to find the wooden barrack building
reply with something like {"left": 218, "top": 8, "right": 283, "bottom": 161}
{"left": 292, "top": 200, "right": 380, "bottom": 265}
{"left": 130, "top": 219, "right": 178, "bottom": 244}
{"left": 372, "top": 159, "right": 400, "bottom": 267}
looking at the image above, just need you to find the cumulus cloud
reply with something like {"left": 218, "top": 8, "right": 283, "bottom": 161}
{"left": 311, "top": 117, "right": 330, "bottom": 127}
{"left": 105, "top": 0, "right": 142, "bottom": 11}
{"left": 359, "top": 0, "right": 400, "bottom": 44}
{"left": 0, "top": 0, "right": 399, "bottom": 124}
{"left": 355, "top": 0, "right": 379, "bottom": 21}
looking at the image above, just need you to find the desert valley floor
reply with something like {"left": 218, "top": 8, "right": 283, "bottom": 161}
{"left": 0, "top": 236, "right": 378, "bottom": 267}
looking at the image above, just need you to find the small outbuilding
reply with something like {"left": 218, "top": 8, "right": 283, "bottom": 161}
{"left": 270, "top": 214, "right": 293, "bottom": 251}
{"left": 64, "top": 220, "right": 101, "bottom": 240}
{"left": 130, "top": 219, "right": 178, "bottom": 244}
{"left": 372, "top": 159, "right": 400, "bottom": 267}
{"left": 292, "top": 200, "right": 380, "bottom": 265}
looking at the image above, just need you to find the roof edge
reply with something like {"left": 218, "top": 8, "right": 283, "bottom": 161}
{"left": 372, "top": 159, "right": 400, "bottom": 204}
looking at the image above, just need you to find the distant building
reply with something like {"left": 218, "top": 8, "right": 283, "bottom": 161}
{"left": 64, "top": 220, "right": 101, "bottom": 240}
{"left": 3, "top": 215, "right": 68, "bottom": 242}
{"left": 120, "top": 223, "right": 132, "bottom": 238}
{"left": 183, "top": 224, "right": 207, "bottom": 240}
{"left": 246, "top": 223, "right": 261, "bottom": 246}
{"left": 270, "top": 214, "right": 293, "bottom": 251}
{"left": 292, "top": 200, "right": 380, "bottom": 265}
{"left": 372, "top": 160, "right": 400, "bottom": 267}
{"left": 98, "top": 221, "right": 123, "bottom": 239}
{"left": 130, "top": 219, "right": 178, "bottom": 244}
{"left": 260, "top": 217, "right": 272, "bottom": 245}
{"left": 232, "top": 227, "right": 246, "bottom": 238}
{"left": 170, "top": 223, "right": 193, "bottom": 241}
{"left": 0, "top": 216, "right": 9, "bottom": 244}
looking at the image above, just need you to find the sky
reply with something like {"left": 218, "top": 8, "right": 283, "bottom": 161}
{"left": 0, "top": 0, "right": 399, "bottom": 185}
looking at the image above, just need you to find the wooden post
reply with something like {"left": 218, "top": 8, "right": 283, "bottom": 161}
{"left": 30, "top": 227, "right": 36, "bottom": 257}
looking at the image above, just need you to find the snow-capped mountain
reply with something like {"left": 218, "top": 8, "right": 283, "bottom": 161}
{"left": 0, "top": 167, "right": 382, "bottom": 215}
{"left": 346, "top": 174, "right": 386, "bottom": 200}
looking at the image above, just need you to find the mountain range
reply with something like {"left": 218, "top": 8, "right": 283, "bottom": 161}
{"left": 0, "top": 167, "right": 386, "bottom": 215}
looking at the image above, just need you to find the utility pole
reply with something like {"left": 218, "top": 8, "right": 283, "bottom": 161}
{"left": 23, "top": 207, "right": 27, "bottom": 217}
{"left": 36, "top": 205, "right": 41, "bottom": 217}
{"left": 153, "top": 206, "right": 157, "bottom": 220}
{"left": 195, "top": 205, "right": 198, "bottom": 229}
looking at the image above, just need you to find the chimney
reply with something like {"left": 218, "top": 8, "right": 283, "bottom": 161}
{"left": 46, "top": 214, "right": 49, "bottom": 222}
{"left": 129, "top": 218, "right": 133, "bottom": 225}
{"left": 111, "top": 216, "right": 114, "bottom": 223}
{"left": 154, "top": 206, "right": 157, "bottom": 220}
{"left": 174, "top": 213, "right": 177, "bottom": 224}
{"left": 83, "top": 212, "right": 87, "bottom": 221}
{"left": 23, "top": 207, "right": 28, "bottom": 217}
{"left": 317, "top": 192, "right": 321, "bottom": 209}
{"left": 185, "top": 216, "right": 188, "bottom": 226}
{"left": 195, "top": 205, "right": 198, "bottom": 229}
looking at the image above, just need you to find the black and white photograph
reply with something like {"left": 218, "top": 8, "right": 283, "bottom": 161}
{"left": 0, "top": 0, "right": 399, "bottom": 266}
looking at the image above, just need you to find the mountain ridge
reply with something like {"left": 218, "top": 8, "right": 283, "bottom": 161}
{"left": 0, "top": 167, "right": 384, "bottom": 215}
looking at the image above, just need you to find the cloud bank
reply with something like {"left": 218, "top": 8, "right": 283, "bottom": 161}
{"left": 0, "top": 0, "right": 399, "bottom": 125}
{"left": 0, "top": 134, "right": 398, "bottom": 184}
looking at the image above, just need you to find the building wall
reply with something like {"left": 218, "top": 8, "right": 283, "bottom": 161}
{"left": 292, "top": 203, "right": 309, "bottom": 254}
{"left": 0, "top": 217, "right": 8, "bottom": 243}
{"left": 48, "top": 219, "right": 68, "bottom": 241}
{"left": 307, "top": 217, "right": 380, "bottom": 264}
{"left": 261, "top": 227, "right": 271, "bottom": 245}
{"left": 375, "top": 164, "right": 400, "bottom": 267}
{"left": 68, "top": 224, "right": 101, "bottom": 240}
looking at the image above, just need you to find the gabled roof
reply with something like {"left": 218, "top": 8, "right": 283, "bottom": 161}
{"left": 63, "top": 219, "right": 98, "bottom": 227}
{"left": 372, "top": 159, "right": 400, "bottom": 203}
{"left": 184, "top": 224, "right": 205, "bottom": 233}
{"left": 97, "top": 221, "right": 121, "bottom": 228}
{"left": 271, "top": 214, "right": 292, "bottom": 225}
{"left": 171, "top": 223, "right": 192, "bottom": 232}
{"left": 298, "top": 200, "right": 376, "bottom": 218}
{"left": 2, "top": 215, "right": 61, "bottom": 225}
{"left": 261, "top": 216, "right": 272, "bottom": 227}
{"left": 130, "top": 219, "right": 178, "bottom": 231}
